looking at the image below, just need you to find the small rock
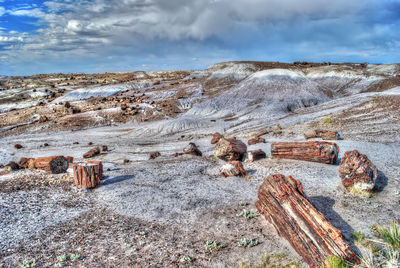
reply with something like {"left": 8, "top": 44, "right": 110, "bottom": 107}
{"left": 220, "top": 161, "right": 246, "bottom": 177}
{"left": 304, "top": 129, "right": 340, "bottom": 140}
{"left": 339, "top": 150, "right": 378, "bottom": 192}
{"left": 18, "top": 157, "right": 35, "bottom": 169}
{"left": 244, "top": 149, "right": 266, "bottom": 162}
{"left": 88, "top": 142, "right": 93, "bottom": 146}
{"left": 14, "top": 144, "right": 23, "bottom": 149}
{"left": 183, "top": 143, "right": 202, "bottom": 156}
{"left": 73, "top": 141, "right": 79, "bottom": 145}
{"left": 123, "top": 159, "right": 130, "bottom": 164}
{"left": 39, "top": 115, "right": 48, "bottom": 123}
{"left": 64, "top": 101, "right": 71, "bottom": 108}
{"left": 149, "top": 152, "right": 161, "bottom": 160}
{"left": 102, "top": 145, "right": 108, "bottom": 152}
{"left": 43, "top": 143, "right": 49, "bottom": 147}
{"left": 214, "top": 138, "right": 247, "bottom": 161}
{"left": 255, "top": 129, "right": 268, "bottom": 137}
{"left": 121, "top": 103, "right": 127, "bottom": 111}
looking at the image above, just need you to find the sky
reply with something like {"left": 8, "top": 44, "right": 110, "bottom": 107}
{"left": 0, "top": 0, "right": 400, "bottom": 75}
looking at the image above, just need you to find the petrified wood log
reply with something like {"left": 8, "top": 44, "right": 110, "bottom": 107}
{"left": 220, "top": 161, "right": 246, "bottom": 177}
{"left": 214, "top": 138, "right": 247, "bottom": 161}
{"left": 248, "top": 136, "right": 265, "bottom": 145}
{"left": 83, "top": 147, "right": 101, "bottom": 158}
{"left": 183, "top": 143, "right": 202, "bottom": 156}
{"left": 73, "top": 162, "right": 103, "bottom": 189}
{"left": 271, "top": 141, "right": 339, "bottom": 164}
{"left": 244, "top": 149, "right": 266, "bottom": 162}
{"left": 255, "top": 129, "right": 268, "bottom": 137}
{"left": 256, "top": 174, "right": 357, "bottom": 268}
{"left": 304, "top": 129, "right": 341, "bottom": 140}
{"left": 339, "top": 150, "right": 377, "bottom": 192}
{"left": 211, "top": 132, "right": 223, "bottom": 144}
{"left": 33, "top": 156, "right": 69, "bottom": 174}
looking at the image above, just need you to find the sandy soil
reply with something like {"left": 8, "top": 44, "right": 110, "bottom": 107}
{"left": 1, "top": 61, "right": 400, "bottom": 267}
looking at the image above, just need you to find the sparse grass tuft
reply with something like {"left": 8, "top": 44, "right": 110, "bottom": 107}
{"left": 324, "top": 255, "right": 349, "bottom": 268}
{"left": 180, "top": 255, "right": 192, "bottom": 263}
{"left": 56, "top": 255, "right": 66, "bottom": 262}
{"left": 351, "top": 231, "right": 366, "bottom": 244}
{"left": 236, "top": 209, "right": 258, "bottom": 219}
{"left": 321, "top": 116, "right": 334, "bottom": 124}
{"left": 347, "top": 186, "right": 373, "bottom": 198}
{"left": 375, "top": 221, "right": 400, "bottom": 251}
{"left": 238, "top": 238, "right": 259, "bottom": 248}
{"left": 70, "top": 253, "right": 80, "bottom": 261}
{"left": 204, "top": 240, "right": 223, "bottom": 252}
{"left": 19, "top": 258, "right": 36, "bottom": 268}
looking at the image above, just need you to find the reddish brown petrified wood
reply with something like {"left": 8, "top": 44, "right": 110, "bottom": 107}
{"left": 256, "top": 174, "right": 358, "bottom": 268}
{"left": 33, "top": 156, "right": 69, "bottom": 174}
{"left": 270, "top": 141, "right": 339, "bottom": 164}
{"left": 214, "top": 138, "right": 247, "bottom": 161}
{"left": 73, "top": 161, "right": 103, "bottom": 189}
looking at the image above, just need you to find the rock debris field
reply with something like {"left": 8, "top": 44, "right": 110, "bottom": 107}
{"left": 0, "top": 61, "right": 400, "bottom": 267}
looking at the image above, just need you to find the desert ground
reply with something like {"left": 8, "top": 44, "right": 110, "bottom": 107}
{"left": 0, "top": 61, "right": 399, "bottom": 267}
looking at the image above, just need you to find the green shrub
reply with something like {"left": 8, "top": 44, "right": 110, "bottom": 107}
{"left": 324, "top": 255, "right": 349, "bottom": 268}
{"left": 321, "top": 116, "right": 334, "bottom": 124}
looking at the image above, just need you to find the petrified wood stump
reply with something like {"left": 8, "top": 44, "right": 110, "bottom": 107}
{"left": 339, "top": 150, "right": 378, "bottom": 192}
{"left": 256, "top": 174, "right": 357, "bottom": 267}
{"left": 33, "top": 156, "right": 69, "bottom": 174}
{"left": 73, "top": 162, "right": 103, "bottom": 189}
{"left": 214, "top": 138, "right": 247, "bottom": 161}
{"left": 271, "top": 141, "right": 339, "bottom": 164}
{"left": 86, "top": 160, "right": 104, "bottom": 179}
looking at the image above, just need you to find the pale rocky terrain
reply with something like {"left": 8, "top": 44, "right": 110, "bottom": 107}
{"left": 0, "top": 61, "right": 399, "bottom": 267}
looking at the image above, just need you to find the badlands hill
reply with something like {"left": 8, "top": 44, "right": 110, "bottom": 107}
{"left": 0, "top": 61, "right": 399, "bottom": 267}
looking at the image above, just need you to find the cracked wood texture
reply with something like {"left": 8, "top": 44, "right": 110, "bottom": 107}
{"left": 73, "top": 161, "right": 103, "bottom": 189}
{"left": 256, "top": 174, "right": 357, "bottom": 268}
{"left": 33, "top": 156, "right": 69, "bottom": 174}
{"left": 214, "top": 138, "right": 247, "bottom": 161}
{"left": 271, "top": 141, "right": 339, "bottom": 164}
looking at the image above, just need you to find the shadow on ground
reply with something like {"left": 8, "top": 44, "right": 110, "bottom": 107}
{"left": 102, "top": 175, "right": 135, "bottom": 186}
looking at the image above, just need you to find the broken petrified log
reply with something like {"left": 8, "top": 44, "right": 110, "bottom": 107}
{"left": 304, "top": 129, "right": 341, "bottom": 140}
{"left": 244, "top": 149, "right": 266, "bottom": 162}
{"left": 220, "top": 161, "right": 246, "bottom": 177}
{"left": 18, "top": 157, "right": 35, "bottom": 169}
{"left": 183, "top": 143, "right": 202, "bottom": 156}
{"left": 83, "top": 147, "right": 101, "bottom": 158}
{"left": 248, "top": 136, "right": 265, "bottom": 145}
{"left": 211, "top": 132, "right": 223, "bottom": 144}
{"left": 271, "top": 141, "right": 339, "bottom": 164}
{"left": 256, "top": 174, "right": 358, "bottom": 268}
{"left": 214, "top": 138, "right": 247, "bottom": 161}
{"left": 339, "top": 150, "right": 378, "bottom": 192}
{"left": 34, "top": 156, "right": 69, "bottom": 174}
{"left": 73, "top": 162, "right": 103, "bottom": 189}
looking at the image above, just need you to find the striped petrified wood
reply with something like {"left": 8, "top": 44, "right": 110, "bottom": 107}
{"left": 73, "top": 161, "right": 104, "bottom": 189}
{"left": 256, "top": 174, "right": 357, "bottom": 268}
{"left": 271, "top": 141, "right": 339, "bottom": 164}
{"left": 33, "top": 156, "right": 69, "bottom": 174}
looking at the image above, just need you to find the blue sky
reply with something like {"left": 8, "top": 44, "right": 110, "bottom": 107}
{"left": 0, "top": 0, "right": 400, "bottom": 75}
